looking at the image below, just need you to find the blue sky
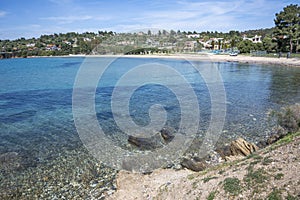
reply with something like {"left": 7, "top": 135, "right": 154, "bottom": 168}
{"left": 0, "top": 0, "right": 298, "bottom": 39}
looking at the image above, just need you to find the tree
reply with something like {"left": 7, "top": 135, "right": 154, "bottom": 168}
{"left": 274, "top": 4, "right": 300, "bottom": 53}
{"left": 170, "top": 30, "right": 176, "bottom": 36}
{"left": 237, "top": 40, "right": 255, "bottom": 53}
{"left": 262, "top": 36, "right": 277, "bottom": 52}
{"left": 162, "top": 30, "right": 168, "bottom": 36}
{"left": 158, "top": 30, "right": 162, "bottom": 36}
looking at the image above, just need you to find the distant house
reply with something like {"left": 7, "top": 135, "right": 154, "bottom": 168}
{"left": 200, "top": 38, "right": 224, "bottom": 50}
{"left": 83, "top": 37, "right": 91, "bottom": 42}
{"left": 64, "top": 41, "right": 72, "bottom": 45}
{"left": 117, "top": 41, "right": 134, "bottom": 45}
{"left": 184, "top": 41, "right": 197, "bottom": 51}
{"left": 46, "top": 44, "right": 60, "bottom": 51}
{"left": 243, "top": 34, "right": 262, "bottom": 43}
{"left": 186, "top": 34, "right": 200, "bottom": 39}
{"left": 72, "top": 38, "right": 78, "bottom": 48}
{"left": 26, "top": 43, "right": 35, "bottom": 47}
{"left": 199, "top": 39, "right": 212, "bottom": 49}
{"left": 137, "top": 32, "right": 144, "bottom": 36}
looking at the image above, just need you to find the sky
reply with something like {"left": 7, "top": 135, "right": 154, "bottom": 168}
{"left": 0, "top": 0, "right": 298, "bottom": 40}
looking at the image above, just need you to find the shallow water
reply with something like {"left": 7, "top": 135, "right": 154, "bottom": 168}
{"left": 0, "top": 57, "right": 299, "bottom": 198}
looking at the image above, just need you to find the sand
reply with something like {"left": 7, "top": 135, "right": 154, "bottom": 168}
{"left": 29, "top": 53, "right": 300, "bottom": 67}
{"left": 119, "top": 53, "right": 300, "bottom": 67}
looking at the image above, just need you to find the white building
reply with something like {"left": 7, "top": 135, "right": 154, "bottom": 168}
{"left": 243, "top": 35, "right": 262, "bottom": 43}
{"left": 186, "top": 34, "right": 200, "bottom": 39}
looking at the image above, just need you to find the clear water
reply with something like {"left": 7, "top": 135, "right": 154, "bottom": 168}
{"left": 0, "top": 57, "right": 300, "bottom": 197}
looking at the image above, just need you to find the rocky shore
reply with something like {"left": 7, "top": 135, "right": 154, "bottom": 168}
{"left": 108, "top": 132, "right": 300, "bottom": 200}
{"left": 108, "top": 104, "right": 300, "bottom": 199}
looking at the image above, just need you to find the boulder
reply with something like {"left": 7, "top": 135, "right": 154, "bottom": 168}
{"left": 215, "top": 145, "right": 232, "bottom": 159}
{"left": 127, "top": 127, "right": 176, "bottom": 150}
{"left": 181, "top": 158, "right": 207, "bottom": 172}
{"left": 230, "top": 137, "right": 259, "bottom": 157}
{"left": 160, "top": 127, "right": 175, "bottom": 142}
{"left": 225, "top": 155, "right": 245, "bottom": 162}
{"left": 128, "top": 133, "right": 164, "bottom": 150}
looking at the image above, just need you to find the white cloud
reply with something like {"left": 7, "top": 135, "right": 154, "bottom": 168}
{"left": 2, "top": 0, "right": 290, "bottom": 39}
{"left": 40, "top": 15, "right": 93, "bottom": 24}
{"left": 112, "top": 0, "right": 281, "bottom": 33}
{"left": 0, "top": 11, "right": 7, "bottom": 17}
{"left": 40, "top": 15, "right": 111, "bottom": 24}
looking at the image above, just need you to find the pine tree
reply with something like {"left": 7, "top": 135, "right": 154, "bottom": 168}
{"left": 274, "top": 4, "right": 300, "bottom": 53}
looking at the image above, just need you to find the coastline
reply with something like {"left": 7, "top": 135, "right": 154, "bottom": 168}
{"left": 108, "top": 133, "right": 300, "bottom": 200}
{"left": 123, "top": 54, "right": 300, "bottom": 67}
{"left": 24, "top": 53, "right": 300, "bottom": 67}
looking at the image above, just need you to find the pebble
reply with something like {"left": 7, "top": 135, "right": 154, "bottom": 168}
{"left": 0, "top": 148, "right": 117, "bottom": 199}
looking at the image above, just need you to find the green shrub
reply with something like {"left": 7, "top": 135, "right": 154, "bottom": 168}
{"left": 223, "top": 177, "right": 241, "bottom": 195}
{"left": 244, "top": 166, "right": 269, "bottom": 186}
{"left": 274, "top": 173, "right": 284, "bottom": 180}
{"left": 267, "top": 188, "right": 281, "bottom": 200}
{"left": 276, "top": 104, "right": 300, "bottom": 133}
{"left": 207, "top": 191, "right": 217, "bottom": 200}
{"left": 202, "top": 176, "right": 218, "bottom": 183}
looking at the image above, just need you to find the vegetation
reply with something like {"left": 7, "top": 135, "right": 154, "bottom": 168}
{"left": 202, "top": 176, "right": 218, "bottom": 183}
{"left": 274, "top": 173, "right": 284, "bottom": 180}
{"left": 207, "top": 191, "right": 217, "bottom": 200}
{"left": 267, "top": 188, "right": 282, "bottom": 200}
{"left": 243, "top": 163, "right": 269, "bottom": 195}
{"left": 272, "top": 103, "right": 300, "bottom": 134}
{"left": 0, "top": 4, "right": 299, "bottom": 58}
{"left": 223, "top": 177, "right": 242, "bottom": 196}
{"left": 274, "top": 4, "right": 300, "bottom": 53}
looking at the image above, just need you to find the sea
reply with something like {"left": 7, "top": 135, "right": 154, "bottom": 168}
{"left": 0, "top": 56, "right": 299, "bottom": 198}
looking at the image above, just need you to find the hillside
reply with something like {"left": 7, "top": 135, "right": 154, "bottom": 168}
{"left": 0, "top": 27, "right": 277, "bottom": 58}
{"left": 108, "top": 132, "right": 300, "bottom": 200}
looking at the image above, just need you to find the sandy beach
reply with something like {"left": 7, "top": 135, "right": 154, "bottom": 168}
{"left": 118, "top": 53, "right": 300, "bottom": 67}
{"left": 27, "top": 53, "right": 300, "bottom": 67}
{"left": 62, "top": 53, "right": 300, "bottom": 67}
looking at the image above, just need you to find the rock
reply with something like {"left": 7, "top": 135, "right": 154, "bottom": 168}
{"left": 0, "top": 152, "right": 21, "bottom": 171}
{"left": 127, "top": 127, "right": 176, "bottom": 150}
{"left": 268, "top": 126, "right": 288, "bottom": 144}
{"left": 128, "top": 133, "right": 164, "bottom": 150}
{"left": 225, "top": 155, "right": 245, "bottom": 162}
{"left": 215, "top": 145, "right": 232, "bottom": 159}
{"left": 160, "top": 127, "right": 175, "bottom": 142}
{"left": 180, "top": 158, "right": 207, "bottom": 172}
{"left": 230, "top": 137, "right": 259, "bottom": 157}
{"left": 258, "top": 127, "right": 288, "bottom": 148}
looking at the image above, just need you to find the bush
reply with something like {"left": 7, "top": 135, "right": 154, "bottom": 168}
{"left": 223, "top": 177, "right": 241, "bottom": 195}
{"left": 277, "top": 104, "right": 300, "bottom": 133}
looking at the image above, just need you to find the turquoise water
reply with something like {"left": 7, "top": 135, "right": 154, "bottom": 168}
{"left": 0, "top": 57, "right": 300, "bottom": 198}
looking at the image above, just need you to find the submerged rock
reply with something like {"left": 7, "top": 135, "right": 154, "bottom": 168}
{"left": 127, "top": 127, "right": 176, "bottom": 150}
{"left": 160, "top": 127, "right": 175, "bottom": 142}
{"left": 0, "top": 152, "right": 21, "bottom": 171}
{"left": 128, "top": 133, "right": 164, "bottom": 150}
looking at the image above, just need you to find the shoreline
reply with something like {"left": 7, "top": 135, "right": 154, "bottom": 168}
{"left": 108, "top": 132, "right": 300, "bottom": 200}
{"left": 122, "top": 53, "right": 300, "bottom": 67}
{"left": 22, "top": 53, "right": 300, "bottom": 67}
